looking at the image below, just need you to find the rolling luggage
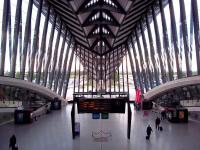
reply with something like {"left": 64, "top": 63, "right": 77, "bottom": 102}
{"left": 146, "top": 135, "right": 149, "bottom": 140}
{"left": 14, "top": 146, "right": 18, "bottom": 150}
{"left": 159, "top": 126, "right": 163, "bottom": 131}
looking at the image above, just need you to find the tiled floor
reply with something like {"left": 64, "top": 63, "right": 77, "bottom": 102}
{"left": 0, "top": 104, "right": 200, "bottom": 150}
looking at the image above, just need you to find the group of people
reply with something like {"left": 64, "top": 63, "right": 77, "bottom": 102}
{"left": 146, "top": 115, "right": 165, "bottom": 140}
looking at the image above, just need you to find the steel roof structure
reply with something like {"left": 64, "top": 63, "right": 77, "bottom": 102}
{"left": 0, "top": 0, "right": 200, "bottom": 99}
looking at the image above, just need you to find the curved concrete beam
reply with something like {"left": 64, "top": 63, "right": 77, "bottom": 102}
{"left": 144, "top": 76, "right": 200, "bottom": 101}
{"left": 0, "top": 76, "right": 65, "bottom": 101}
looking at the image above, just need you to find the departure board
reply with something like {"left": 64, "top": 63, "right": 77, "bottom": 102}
{"left": 77, "top": 98, "right": 126, "bottom": 113}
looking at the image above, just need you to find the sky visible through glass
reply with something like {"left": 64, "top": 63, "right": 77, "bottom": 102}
{"left": 0, "top": 0, "right": 200, "bottom": 99}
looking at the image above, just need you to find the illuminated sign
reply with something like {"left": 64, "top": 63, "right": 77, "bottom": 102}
{"left": 77, "top": 98, "right": 126, "bottom": 113}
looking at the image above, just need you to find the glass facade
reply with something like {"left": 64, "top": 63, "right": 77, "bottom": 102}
{"left": 0, "top": 0, "right": 200, "bottom": 101}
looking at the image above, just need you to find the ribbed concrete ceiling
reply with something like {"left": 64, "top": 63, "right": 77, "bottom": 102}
{"left": 48, "top": 0, "right": 156, "bottom": 55}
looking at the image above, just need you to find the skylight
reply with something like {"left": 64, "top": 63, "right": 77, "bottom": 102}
{"left": 103, "top": 0, "right": 117, "bottom": 8}
{"left": 85, "top": 0, "right": 99, "bottom": 8}
{"left": 90, "top": 12, "right": 100, "bottom": 21}
{"left": 97, "top": 41, "right": 106, "bottom": 47}
{"left": 102, "top": 12, "right": 112, "bottom": 21}
{"left": 102, "top": 27, "right": 109, "bottom": 34}
{"left": 93, "top": 27, "right": 100, "bottom": 34}
{"left": 92, "top": 27, "right": 110, "bottom": 35}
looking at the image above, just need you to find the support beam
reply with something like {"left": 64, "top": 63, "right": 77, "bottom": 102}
{"left": 109, "top": 52, "right": 111, "bottom": 95}
{"left": 104, "top": 54, "right": 107, "bottom": 92}
{"left": 140, "top": 21, "right": 153, "bottom": 89}
{"left": 63, "top": 45, "right": 75, "bottom": 98}
{"left": 8, "top": 0, "right": 12, "bottom": 75}
{"left": 146, "top": 14, "right": 160, "bottom": 85}
{"left": 29, "top": 0, "right": 43, "bottom": 81}
{"left": 127, "top": 102, "right": 132, "bottom": 139}
{"left": 121, "top": 46, "right": 125, "bottom": 92}
{"left": 10, "top": 0, "right": 22, "bottom": 78}
{"left": 127, "top": 44, "right": 137, "bottom": 90}
{"left": 113, "top": 49, "right": 116, "bottom": 93}
{"left": 87, "top": 48, "right": 89, "bottom": 92}
{"left": 92, "top": 52, "right": 94, "bottom": 96}
{"left": 82, "top": 48, "right": 85, "bottom": 92}
{"left": 78, "top": 47, "right": 81, "bottom": 93}
{"left": 179, "top": 0, "right": 192, "bottom": 77}
{"left": 125, "top": 47, "right": 129, "bottom": 94}
{"left": 135, "top": 30, "right": 149, "bottom": 91}
{"left": 159, "top": 0, "right": 174, "bottom": 81}
{"left": 192, "top": 0, "right": 200, "bottom": 75}
{"left": 20, "top": 0, "right": 33, "bottom": 79}
{"left": 58, "top": 36, "right": 73, "bottom": 95}
{"left": 152, "top": 6, "right": 167, "bottom": 83}
{"left": 48, "top": 21, "right": 62, "bottom": 89}
{"left": 43, "top": 14, "right": 57, "bottom": 86}
{"left": 73, "top": 48, "right": 77, "bottom": 93}
{"left": 71, "top": 103, "right": 75, "bottom": 139}
{"left": 117, "top": 47, "right": 120, "bottom": 92}
{"left": 0, "top": 0, "right": 9, "bottom": 76}
{"left": 19, "top": 13, "right": 22, "bottom": 76}
{"left": 130, "top": 36, "right": 143, "bottom": 93}
{"left": 168, "top": 0, "right": 182, "bottom": 79}
{"left": 53, "top": 31, "right": 68, "bottom": 92}
{"left": 36, "top": 5, "right": 50, "bottom": 84}
{"left": 95, "top": 54, "right": 98, "bottom": 92}
{"left": 100, "top": 49, "right": 102, "bottom": 93}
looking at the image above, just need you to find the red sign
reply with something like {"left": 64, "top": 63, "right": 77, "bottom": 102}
{"left": 135, "top": 89, "right": 141, "bottom": 103}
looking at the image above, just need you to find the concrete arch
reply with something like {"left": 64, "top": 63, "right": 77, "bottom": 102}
{"left": 143, "top": 76, "right": 200, "bottom": 101}
{"left": 0, "top": 76, "right": 65, "bottom": 101}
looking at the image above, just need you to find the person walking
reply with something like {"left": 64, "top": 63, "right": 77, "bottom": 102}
{"left": 155, "top": 117, "right": 161, "bottom": 130}
{"left": 9, "top": 134, "right": 17, "bottom": 150}
{"left": 146, "top": 125, "right": 153, "bottom": 140}
{"left": 161, "top": 111, "right": 166, "bottom": 120}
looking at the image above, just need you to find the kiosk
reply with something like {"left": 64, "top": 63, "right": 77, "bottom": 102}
{"left": 167, "top": 108, "right": 188, "bottom": 123}
{"left": 142, "top": 101, "right": 153, "bottom": 110}
{"left": 51, "top": 98, "right": 61, "bottom": 110}
{"left": 14, "top": 109, "right": 32, "bottom": 124}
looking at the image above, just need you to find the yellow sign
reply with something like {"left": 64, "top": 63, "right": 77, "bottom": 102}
{"left": 179, "top": 111, "right": 184, "bottom": 119}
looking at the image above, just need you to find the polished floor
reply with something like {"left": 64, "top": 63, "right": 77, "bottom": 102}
{"left": 0, "top": 104, "right": 200, "bottom": 150}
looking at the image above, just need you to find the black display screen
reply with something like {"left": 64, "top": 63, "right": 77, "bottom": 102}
{"left": 77, "top": 98, "right": 126, "bottom": 113}
{"left": 14, "top": 110, "right": 32, "bottom": 124}
{"left": 16, "top": 113, "right": 24, "bottom": 123}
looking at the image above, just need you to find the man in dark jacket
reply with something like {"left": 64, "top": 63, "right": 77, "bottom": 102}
{"left": 9, "top": 134, "right": 16, "bottom": 150}
{"left": 155, "top": 117, "right": 161, "bottom": 130}
{"left": 161, "top": 111, "right": 166, "bottom": 120}
{"left": 146, "top": 125, "right": 153, "bottom": 140}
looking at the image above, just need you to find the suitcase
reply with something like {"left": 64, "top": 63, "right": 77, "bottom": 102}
{"left": 146, "top": 135, "right": 149, "bottom": 140}
{"left": 159, "top": 126, "right": 163, "bottom": 131}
